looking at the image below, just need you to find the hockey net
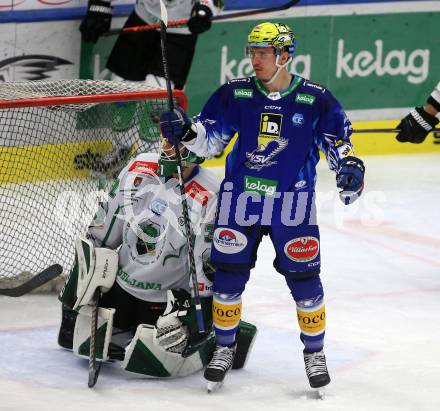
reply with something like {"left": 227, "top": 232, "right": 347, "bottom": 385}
{"left": 0, "top": 79, "right": 187, "bottom": 292}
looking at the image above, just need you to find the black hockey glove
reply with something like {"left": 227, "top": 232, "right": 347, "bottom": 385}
{"left": 188, "top": 3, "right": 213, "bottom": 34}
{"left": 80, "top": 0, "right": 112, "bottom": 43}
{"left": 336, "top": 156, "right": 365, "bottom": 205}
{"left": 396, "top": 106, "right": 439, "bottom": 144}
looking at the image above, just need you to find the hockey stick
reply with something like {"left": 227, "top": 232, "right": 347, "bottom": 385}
{"left": 112, "top": 0, "right": 300, "bottom": 35}
{"left": 353, "top": 128, "right": 440, "bottom": 133}
{"left": 88, "top": 180, "right": 107, "bottom": 388}
{"left": 159, "top": 0, "right": 205, "bottom": 334}
{"left": 0, "top": 264, "right": 63, "bottom": 297}
{"left": 88, "top": 289, "right": 102, "bottom": 388}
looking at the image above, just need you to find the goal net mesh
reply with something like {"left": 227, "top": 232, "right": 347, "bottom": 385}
{"left": 0, "top": 79, "right": 186, "bottom": 291}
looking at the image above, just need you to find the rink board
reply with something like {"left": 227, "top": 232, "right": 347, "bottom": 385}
{"left": 204, "top": 119, "right": 440, "bottom": 167}
{"left": 1, "top": 118, "right": 439, "bottom": 184}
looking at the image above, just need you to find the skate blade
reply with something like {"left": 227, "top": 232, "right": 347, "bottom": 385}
{"left": 207, "top": 381, "right": 223, "bottom": 393}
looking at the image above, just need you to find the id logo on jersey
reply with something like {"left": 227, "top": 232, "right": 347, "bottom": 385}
{"left": 245, "top": 113, "right": 287, "bottom": 170}
{"left": 259, "top": 113, "right": 282, "bottom": 138}
{"left": 213, "top": 228, "right": 247, "bottom": 254}
{"left": 257, "top": 112, "right": 284, "bottom": 152}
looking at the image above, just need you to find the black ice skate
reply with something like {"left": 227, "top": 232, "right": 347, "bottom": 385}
{"left": 303, "top": 349, "right": 331, "bottom": 397}
{"left": 204, "top": 344, "right": 236, "bottom": 393}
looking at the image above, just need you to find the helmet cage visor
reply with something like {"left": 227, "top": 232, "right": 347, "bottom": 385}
{"left": 158, "top": 138, "right": 204, "bottom": 177}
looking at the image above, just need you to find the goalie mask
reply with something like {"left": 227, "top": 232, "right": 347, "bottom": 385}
{"left": 158, "top": 139, "right": 204, "bottom": 177}
{"left": 246, "top": 22, "right": 297, "bottom": 85}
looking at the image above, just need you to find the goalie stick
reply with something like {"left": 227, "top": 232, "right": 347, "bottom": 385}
{"left": 159, "top": 0, "right": 205, "bottom": 334}
{"left": 88, "top": 289, "right": 102, "bottom": 388}
{"left": 0, "top": 264, "right": 63, "bottom": 297}
{"left": 109, "top": 0, "right": 300, "bottom": 35}
{"left": 87, "top": 177, "right": 108, "bottom": 388}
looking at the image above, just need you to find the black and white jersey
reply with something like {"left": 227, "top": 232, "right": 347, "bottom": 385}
{"left": 134, "top": 0, "right": 220, "bottom": 35}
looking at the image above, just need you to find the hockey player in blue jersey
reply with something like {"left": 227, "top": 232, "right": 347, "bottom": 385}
{"left": 160, "top": 22, "right": 365, "bottom": 394}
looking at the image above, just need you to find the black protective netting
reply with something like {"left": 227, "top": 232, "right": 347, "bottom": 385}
{"left": 0, "top": 80, "right": 184, "bottom": 287}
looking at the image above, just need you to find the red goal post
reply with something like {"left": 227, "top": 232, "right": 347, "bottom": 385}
{"left": 0, "top": 79, "right": 187, "bottom": 291}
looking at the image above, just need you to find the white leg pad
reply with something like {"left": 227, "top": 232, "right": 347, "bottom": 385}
{"left": 73, "top": 305, "right": 115, "bottom": 361}
{"left": 122, "top": 324, "right": 208, "bottom": 378}
{"left": 73, "top": 237, "right": 118, "bottom": 310}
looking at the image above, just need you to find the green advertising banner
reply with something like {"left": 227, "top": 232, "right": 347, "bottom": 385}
{"left": 185, "top": 11, "right": 439, "bottom": 115}
{"left": 80, "top": 11, "right": 439, "bottom": 117}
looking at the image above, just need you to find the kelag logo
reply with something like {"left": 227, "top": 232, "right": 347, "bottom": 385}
{"left": 244, "top": 175, "right": 278, "bottom": 197}
{"left": 234, "top": 89, "right": 253, "bottom": 99}
{"left": 295, "top": 94, "right": 315, "bottom": 105}
{"left": 336, "top": 39, "right": 430, "bottom": 85}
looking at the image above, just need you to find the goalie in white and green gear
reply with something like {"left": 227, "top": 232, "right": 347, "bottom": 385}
{"left": 59, "top": 247, "right": 257, "bottom": 378}
{"left": 58, "top": 149, "right": 257, "bottom": 378}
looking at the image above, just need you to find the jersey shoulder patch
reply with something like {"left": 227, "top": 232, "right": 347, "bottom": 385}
{"left": 227, "top": 77, "right": 255, "bottom": 100}
{"left": 117, "top": 152, "right": 159, "bottom": 192}
{"left": 303, "top": 80, "right": 327, "bottom": 94}
{"left": 227, "top": 77, "right": 252, "bottom": 85}
{"left": 126, "top": 153, "right": 159, "bottom": 176}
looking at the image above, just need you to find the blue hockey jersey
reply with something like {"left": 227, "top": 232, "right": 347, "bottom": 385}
{"left": 186, "top": 75, "right": 355, "bottom": 224}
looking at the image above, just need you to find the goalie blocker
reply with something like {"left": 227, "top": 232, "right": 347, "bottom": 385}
{"left": 58, "top": 238, "right": 257, "bottom": 378}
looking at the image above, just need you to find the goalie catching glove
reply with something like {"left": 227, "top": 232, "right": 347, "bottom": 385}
{"left": 336, "top": 156, "right": 365, "bottom": 205}
{"left": 154, "top": 289, "right": 195, "bottom": 355}
{"left": 80, "top": 0, "right": 112, "bottom": 43}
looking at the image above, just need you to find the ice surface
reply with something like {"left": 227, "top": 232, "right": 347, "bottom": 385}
{"left": 1, "top": 154, "right": 439, "bottom": 411}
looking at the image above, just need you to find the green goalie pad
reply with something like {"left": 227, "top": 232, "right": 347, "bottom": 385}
{"left": 58, "top": 253, "right": 79, "bottom": 309}
{"left": 122, "top": 324, "right": 216, "bottom": 378}
{"left": 58, "top": 238, "right": 118, "bottom": 310}
{"left": 121, "top": 320, "right": 257, "bottom": 378}
{"left": 73, "top": 306, "right": 115, "bottom": 362}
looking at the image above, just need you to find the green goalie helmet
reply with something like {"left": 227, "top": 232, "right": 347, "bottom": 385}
{"left": 158, "top": 139, "right": 204, "bottom": 177}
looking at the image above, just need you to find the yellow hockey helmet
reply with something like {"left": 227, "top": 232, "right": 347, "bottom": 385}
{"left": 246, "top": 22, "right": 296, "bottom": 57}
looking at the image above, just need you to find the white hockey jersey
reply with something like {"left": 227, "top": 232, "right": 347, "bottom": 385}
{"left": 88, "top": 152, "right": 220, "bottom": 302}
{"left": 134, "top": 0, "right": 220, "bottom": 35}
